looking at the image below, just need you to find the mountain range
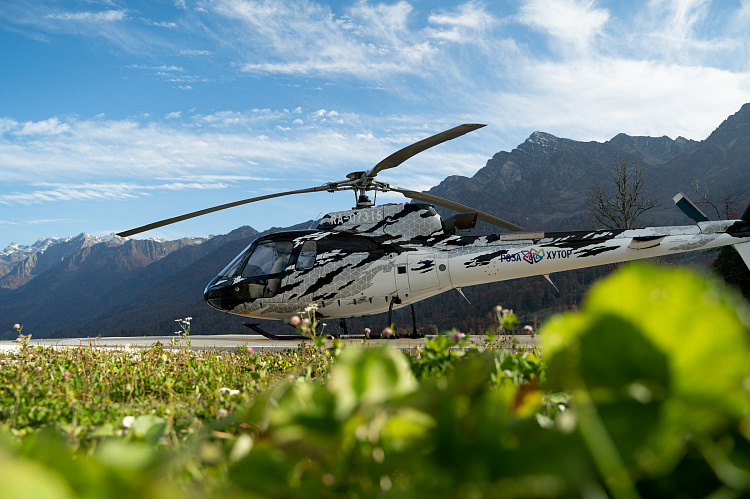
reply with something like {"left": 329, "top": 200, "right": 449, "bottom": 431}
{"left": 3, "top": 103, "right": 750, "bottom": 339}
{"left": 429, "top": 104, "right": 750, "bottom": 231}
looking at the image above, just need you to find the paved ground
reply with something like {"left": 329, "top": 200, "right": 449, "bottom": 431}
{"left": 0, "top": 334, "right": 539, "bottom": 352}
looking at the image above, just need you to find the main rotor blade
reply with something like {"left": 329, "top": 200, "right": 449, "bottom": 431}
{"left": 366, "top": 124, "right": 486, "bottom": 181}
{"left": 392, "top": 187, "right": 525, "bottom": 232}
{"left": 116, "top": 185, "right": 332, "bottom": 238}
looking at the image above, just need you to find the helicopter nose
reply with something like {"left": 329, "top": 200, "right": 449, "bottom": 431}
{"left": 204, "top": 280, "right": 230, "bottom": 311}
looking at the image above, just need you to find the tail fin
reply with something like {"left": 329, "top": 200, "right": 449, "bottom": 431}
{"left": 673, "top": 192, "right": 710, "bottom": 223}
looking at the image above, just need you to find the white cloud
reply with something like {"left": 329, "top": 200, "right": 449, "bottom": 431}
{"left": 518, "top": 0, "right": 609, "bottom": 55}
{"left": 646, "top": 0, "right": 710, "bottom": 41}
{"left": 0, "top": 183, "right": 141, "bottom": 205}
{"left": 180, "top": 49, "right": 213, "bottom": 56}
{"left": 15, "top": 118, "right": 70, "bottom": 136}
{"left": 150, "top": 21, "right": 178, "bottom": 28}
{"left": 3, "top": 1, "right": 750, "bottom": 203}
{"left": 0, "top": 218, "right": 70, "bottom": 226}
{"left": 129, "top": 64, "right": 183, "bottom": 72}
{"left": 0, "top": 118, "right": 18, "bottom": 134}
{"left": 427, "top": 2, "right": 496, "bottom": 43}
{"left": 46, "top": 10, "right": 127, "bottom": 22}
{"left": 488, "top": 57, "right": 750, "bottom": 141}
{"left": 0, "top": 112, "right": 490, "bottom": 211}
{"left": 0, "top": 181, "right": 234, "bottom": 206}
{"left": 213, "top": 0, "right": 438, "bottom": 79}
{"left": 167, "top": 175, "right": 277, "bottom": 182}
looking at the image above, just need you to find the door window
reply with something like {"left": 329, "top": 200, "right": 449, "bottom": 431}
{"left": 296, "top": 241, "right": 317, "bottom": 270}
{"left": 240, "top": 241, "right": 293, "bottom": 277}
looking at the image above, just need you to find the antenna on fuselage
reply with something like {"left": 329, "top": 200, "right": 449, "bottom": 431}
{"left": 308, "top": 212, "right": 322, "bottom": 229}
{"left": 543, "top": 274, "right": 560, "bottom": 294}
{"left": 455, "top": 287, "right": 471, "bottom": 304}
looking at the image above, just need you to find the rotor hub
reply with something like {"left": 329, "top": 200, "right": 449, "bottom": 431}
{"left": 346, "top": 171, "right": 366, "bottom": 180}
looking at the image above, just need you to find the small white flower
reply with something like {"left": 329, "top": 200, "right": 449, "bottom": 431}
{"left": 219, "top": 387, "right": 240, "bottom": 396}
{"left": 122, "top": 415, "right": 136, "bottom": 429}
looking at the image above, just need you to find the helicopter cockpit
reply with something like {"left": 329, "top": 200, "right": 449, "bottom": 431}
{"left": 204, "top": 230, "right": 383, "bottom": 313}
{"left": 213, "top": 238, "right": 295, "bottom": 300}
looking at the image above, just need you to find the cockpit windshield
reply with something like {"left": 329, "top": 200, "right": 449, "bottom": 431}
{"left": 216, "top": 243, "right": 251, "bottom": 279}
{"left": 240, "top": 241, "right": 293, "bottom": 278}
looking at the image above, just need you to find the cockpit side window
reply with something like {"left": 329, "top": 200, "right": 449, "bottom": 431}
{"left": 240, "top": 241, "right": 293, "bottom": 278}
{"left": 296, "top": 240, "right": 317, "bottom": 270}
{"left": 317, "top": 235, "right": 378, "bottom": 253}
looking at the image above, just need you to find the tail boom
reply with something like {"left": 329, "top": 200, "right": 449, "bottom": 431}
{"left": 445, "top": 221, "right": 750, "bottom": 288}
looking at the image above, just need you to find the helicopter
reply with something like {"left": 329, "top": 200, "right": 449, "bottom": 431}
{"left": 117, "top": 124, "right": 750, "bottom": 339}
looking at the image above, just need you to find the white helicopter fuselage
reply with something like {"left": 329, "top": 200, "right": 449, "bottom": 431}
{"left": 310, "top": 221, "right": 750, "bottom": 319}
{"left": 203, "top": 203, "right": 750, "bottom": 323}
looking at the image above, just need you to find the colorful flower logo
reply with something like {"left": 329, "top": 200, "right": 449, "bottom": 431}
{"left": 521, "top": 248, "right": 545, "bottom": 264}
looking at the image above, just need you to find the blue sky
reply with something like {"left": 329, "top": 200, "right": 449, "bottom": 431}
{"left": 2, "top": 0, "right": 750, "bottom": 250}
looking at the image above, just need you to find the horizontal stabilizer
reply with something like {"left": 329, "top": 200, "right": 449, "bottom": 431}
{"left": 673, "top": 192, "right": 709, "bottom": 223}
{"left": 628, "top": 235, "right": 665, "bottom": 250}
{"left": 733, "top": 242, "right": 750, "bottom": 270}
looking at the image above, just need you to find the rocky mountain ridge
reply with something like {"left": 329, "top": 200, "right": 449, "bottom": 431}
{"left": 0, "top": 233, "right": 212, "bottom": 291}
{"left": 428, "top": 105, "right": 750, "bottom": 231}
{"left": 2, "top": 233, "right": 115, "bottom": 258}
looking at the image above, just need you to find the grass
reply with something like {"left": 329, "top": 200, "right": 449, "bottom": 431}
{"left": 0, "top": 341, "right": 334, "bottom": 447}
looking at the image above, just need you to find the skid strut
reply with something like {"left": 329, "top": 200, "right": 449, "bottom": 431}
{"left": 409, "top": 304, "right": 423, "bottom": 338}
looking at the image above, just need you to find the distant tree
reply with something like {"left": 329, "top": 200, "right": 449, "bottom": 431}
{"left": 588, "top": 156, "right": 659, "bottom": 229}
{"left": 690, "top": 179, "right": 746, "bottom": 220}
{"left": 422, "top": 324, "right": 439, "bottom": 336}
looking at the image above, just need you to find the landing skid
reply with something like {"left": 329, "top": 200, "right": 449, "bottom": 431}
{"left": 241, "top": 320, "right": 421, "bottom": 340}
{"left": 242, "top": 322, "right": 307, "bottom": 341}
